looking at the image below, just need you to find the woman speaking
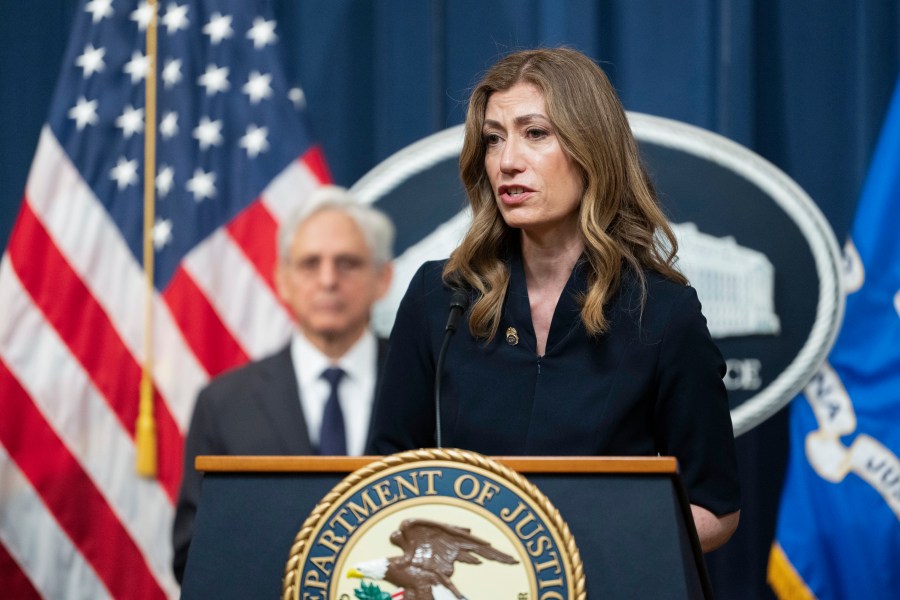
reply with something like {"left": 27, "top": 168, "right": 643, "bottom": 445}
{"left": 369, "top": 47, "right": 740, "bottom": 551}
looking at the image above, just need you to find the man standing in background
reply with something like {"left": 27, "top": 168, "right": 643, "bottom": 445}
{"left": 172, "top": 186, "right": 394, "bottom": 583}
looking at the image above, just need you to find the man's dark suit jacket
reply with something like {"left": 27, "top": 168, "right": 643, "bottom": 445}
{"left": 172, "top": 340, "right": 386, "bottom": 584}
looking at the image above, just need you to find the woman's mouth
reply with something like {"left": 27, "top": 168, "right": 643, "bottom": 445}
{"left": 498, "top": 185, "right": 532, "bottom": 205}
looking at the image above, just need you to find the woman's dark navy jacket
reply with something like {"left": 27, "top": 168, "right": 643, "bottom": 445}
{"left": 369, "top": 253, "right": 741, "bottom": 516}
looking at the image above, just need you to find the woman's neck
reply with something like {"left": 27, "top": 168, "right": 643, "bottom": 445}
{"left": 520, "top": 228, "right": 584, "bottom": 286}
{"left": 520, "top": 227, "right": 584, "bottom": 356}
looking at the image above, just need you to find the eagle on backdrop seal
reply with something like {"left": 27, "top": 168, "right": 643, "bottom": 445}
{"left": 348, "top": 518, "right": 519, "bottom": 599}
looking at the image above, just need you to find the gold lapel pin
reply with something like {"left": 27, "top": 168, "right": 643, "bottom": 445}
{"left": 505, "top": 326, "right": 519, "bottom": 346}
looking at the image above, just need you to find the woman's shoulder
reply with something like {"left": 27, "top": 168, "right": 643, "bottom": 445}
{"left": 415, "top": 259, "right": 449, "bottom": 279}
{"left": 612, "top": 267, "right": 702, "bottom": 332}
{"left": 644, "top": 268, "right": 695, "bottom": 300}
{"left": 408, "top": 259, "right": 449, "bottom": 288}
{"left": 402, "top": 259, "right": 455, "bottom": 302}
{"left": 618, "top": 266, "right": 694, "bottom": 303}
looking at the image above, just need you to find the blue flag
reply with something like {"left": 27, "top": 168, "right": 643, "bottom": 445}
{"left": 768, "top": 77, "right": 900, "bottom": 599}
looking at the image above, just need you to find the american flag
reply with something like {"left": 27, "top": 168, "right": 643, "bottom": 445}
{"left": 0, "top": 0, "right": 328, "bottom": 597}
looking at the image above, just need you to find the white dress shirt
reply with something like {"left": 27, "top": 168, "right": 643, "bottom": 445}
{"left": 290, "top": 330, "right": 377, "bottom": 456}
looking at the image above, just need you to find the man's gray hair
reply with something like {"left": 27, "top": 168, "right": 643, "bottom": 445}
{"left": 277, "top": 185, "right": 395, "bottom": 267}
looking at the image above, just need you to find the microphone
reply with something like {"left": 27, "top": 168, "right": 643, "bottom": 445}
{"left": 434, "top": 289, "right": 469, "bottom": 448}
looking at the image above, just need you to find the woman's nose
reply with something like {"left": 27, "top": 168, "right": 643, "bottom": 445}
{"left": 499, "top": 137, "right": 524, "bottom": 173}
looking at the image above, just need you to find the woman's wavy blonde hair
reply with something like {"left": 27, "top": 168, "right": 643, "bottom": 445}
{"left": 444, "top": 47, "right": 686, "bottom": 341}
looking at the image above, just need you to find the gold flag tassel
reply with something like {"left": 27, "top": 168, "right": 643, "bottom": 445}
{"left": 136, "top": 0, "right": 159, "bottom": 477}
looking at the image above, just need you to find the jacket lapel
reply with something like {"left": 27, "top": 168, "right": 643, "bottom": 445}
{"left": 252, "top": 345, "right": 314, "bottom": 454}
{"left": 364, "top": 337, "right": 389, "bottom": 451}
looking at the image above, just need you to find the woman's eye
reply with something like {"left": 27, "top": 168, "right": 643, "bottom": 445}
{"left": 483, "top": 133, "right": 501, "bottom": 146}
{"left": 526, "top": 128, "right": 548, "bottom": 140}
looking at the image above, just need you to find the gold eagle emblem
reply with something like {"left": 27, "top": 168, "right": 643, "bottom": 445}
{"left": 349, "top": 518, "right": 519, "bottom": 599}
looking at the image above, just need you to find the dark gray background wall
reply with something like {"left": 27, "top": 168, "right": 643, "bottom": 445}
{"left": 2, "top": 1, "right": 898, "bottom": 598}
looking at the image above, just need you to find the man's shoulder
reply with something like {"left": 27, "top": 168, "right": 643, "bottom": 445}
{"left": 199, "top": 345, "right": 293, "bottom": 402}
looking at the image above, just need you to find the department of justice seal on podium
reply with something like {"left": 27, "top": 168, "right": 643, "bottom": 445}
{"left": 282, "top": 449, "right": 585, "bottom": 600}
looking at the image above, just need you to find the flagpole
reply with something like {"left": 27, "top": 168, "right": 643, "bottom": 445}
{"left": 136, "top": 0, "right": 159, "bottom": 478}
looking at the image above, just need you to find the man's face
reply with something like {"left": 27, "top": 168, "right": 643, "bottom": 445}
{"left": 275, "top": 209, "right": 392, "bottom": 351}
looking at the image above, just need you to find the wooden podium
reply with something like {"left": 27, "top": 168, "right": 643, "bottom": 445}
{"left": 181, "top": 456, "right": 710, "bottom": 599}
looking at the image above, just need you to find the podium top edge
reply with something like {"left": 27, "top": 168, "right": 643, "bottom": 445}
{"left": 196, "top": 455, "right": 679, "bottom": 474}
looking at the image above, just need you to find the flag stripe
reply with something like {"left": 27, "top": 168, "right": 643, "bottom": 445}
{"left": 1, "top": 3, "right": 329, "bottom": 595}
{"left": 152, "top": 385, "right": 186, "bottom": 502}
{"left": 0, "top": 541, "right": 41, "bottom": 600}
{"left": 260, "top": 154, "right": 325, "bottom": 222}
{"left": 226, "top": 150, "right": 332, "bottom": 299}
{"left": 7, "top": 201, "right": 183, "bottom": 501}
{"left": 163, "top": 267, "right": 250, "bottom": 376}
{"left": 9, "top": 202, "right": 141, "bottom": 428}
{"left": 0, "top": 362, "right": 167, "bottom": 600}
{"left": 184, "top": 226, "right": 294, "bottom": 359}
{"left": 0, "top": 257, "right": 177, "bottom": 592}
{"left": 300, "top": 146, "right": 332, "bottom": 185}
{"left": 226, "top": 199, "right": 281, "bottom": 293}
{"left": 25, "top": 128, "right": 207, "bottom": 431}
{"left": 0, "top": 444, "right": 112, "bottom": 600}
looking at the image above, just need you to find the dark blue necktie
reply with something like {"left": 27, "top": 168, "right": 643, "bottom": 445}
{"left": 319, "top": 367, "right": 347, "bottom": 455}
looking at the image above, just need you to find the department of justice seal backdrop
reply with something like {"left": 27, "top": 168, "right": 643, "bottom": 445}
{"left": 282, "top": 449, "right": 585, "bottom": 600}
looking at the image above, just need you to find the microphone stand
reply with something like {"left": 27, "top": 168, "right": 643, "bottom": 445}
{"left": 434, "top": 290, "right": 468, "bottom": 448}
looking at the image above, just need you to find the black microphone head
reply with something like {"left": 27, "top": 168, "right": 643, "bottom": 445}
{"left": 449, "top": 289, "right": 469, "bottom": 311}
{"left": 445, "top": 289, "right": 469, "bottom": 333}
